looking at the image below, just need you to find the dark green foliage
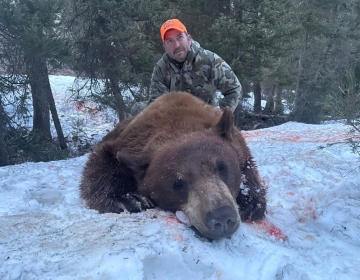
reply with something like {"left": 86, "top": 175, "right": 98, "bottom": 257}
{"left": 323, "top": 69, "right": 360, "bottom": 127}
{"left": 290, "top": 0, "right": 360, "bottom": 123}
{"left": 0, "top": 0, "right": 70, "bottom": 165}
{"left": 321, "top": 68, "right": 360, "bottom": 158}
{"left": 0, "top": 0, "right": 70, "bottom": 61}
{"left": 6, "top": 129, "right": 69, "bottom": 164}
{"left": 67, "top": 0, "right": 360, "bottom": 122}
{"left": 0, "top": 76, "right": 30, "bottom": 166}
{"left": 1, "top": 0, "right": 360, "bottom": 165}
{"left": 69, "top": 0, "right": 160, "bottom": 119}
{"left": 0, "top": 77, "right": 70, "bottom": 165}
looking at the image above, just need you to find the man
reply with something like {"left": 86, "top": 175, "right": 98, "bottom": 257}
{"left": 131, "top": 18, "right": 241, "bottom": 115}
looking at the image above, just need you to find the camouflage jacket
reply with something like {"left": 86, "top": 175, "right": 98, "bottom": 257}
{"left": 149, "top": 41, "right": 241, "bottom": 111}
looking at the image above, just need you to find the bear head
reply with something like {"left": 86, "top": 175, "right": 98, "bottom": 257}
{"left": 118, "top": 108, "right": 245, "bottom": 239}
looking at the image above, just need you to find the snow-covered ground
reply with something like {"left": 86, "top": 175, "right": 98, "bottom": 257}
{"left": 0, "top": 76, "right": 359, "bottom": 280}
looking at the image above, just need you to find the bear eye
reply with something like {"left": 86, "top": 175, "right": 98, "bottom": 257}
{"left": 173, "top": 178, "right": 185, "bottom": 190}
{"left": 217, "top": 161, "right": 227, "bottom": 173}
{"left": 217, "top": 161, "right": 228, "bottom": 182}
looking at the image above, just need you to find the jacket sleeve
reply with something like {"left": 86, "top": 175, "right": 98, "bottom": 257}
{"left": 211, "top": 54, "right": 242, "bottom": 112}
{"left": 148, "top": 63, "right": 169, "bottom": 104}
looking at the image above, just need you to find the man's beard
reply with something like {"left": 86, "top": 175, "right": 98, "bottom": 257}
{"left": 173, "top": 48, "right": 187, "bottom": 62}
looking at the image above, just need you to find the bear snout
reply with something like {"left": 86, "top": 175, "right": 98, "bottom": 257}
{"left": 204, "top": 206, "right": 240, "bottom": 239}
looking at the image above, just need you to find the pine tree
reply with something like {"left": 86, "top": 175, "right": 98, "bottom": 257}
{"left": 0, "top": 0, "right": 69, "bottom": 153}
{"left": 290, "top": 0, "right": 360, "bottom": 123}
{"left": 200, "top": 0, "right": 295, "bottom": 113}
{"left": 69, "top": 0, "right": 159, "bottom": 120}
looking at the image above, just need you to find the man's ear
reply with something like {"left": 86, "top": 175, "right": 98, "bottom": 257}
{"left": 116, "top": 151, "right": 149, "bottom": 183}
{"left": 215, "top": 107, "right": 235, "bottom": 140}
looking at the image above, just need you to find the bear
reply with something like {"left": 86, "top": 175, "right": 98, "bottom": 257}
{"left": 79, "top": 91, "right": 266, "bottom": 240}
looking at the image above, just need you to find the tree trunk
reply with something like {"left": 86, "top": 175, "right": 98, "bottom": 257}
{"left": 273, "top": 86, "right": 284, "bottom": 114}
{"left": 233, "top": 102, "right": 243, "bottom": 129}
{"left": 263, "top": 84, "right": 275, "bottom": 113}
{"left": 0, "top": 123, "right": 8, "bottom": 166}
{"left": 292, "top": 32, "right": 307, "bottom": 121}
{"left": 106, "top": 71, "right": 128, "bottom": 122}
{"left": 47, "top": 87, "right": 68, "bottom": 150}
{"left": 26, "top": 53, "right": 67, "bottom": 148}
{"left": 253, "top": 81, "right": 262, "bottom": 113}
{"left": 113, "top": 93, "right": 128, "bottom": 121}
{"left": 0, "top": 98, "right": 11, "bottom": 166}
{"left": 26, "top": 53, "right": 51, "bottom": 139}
{"left": 241, "top": 82, "right": 252, "bottom": 98}
{"left": 293, "top": 29, "right": 335, "bottom": 123}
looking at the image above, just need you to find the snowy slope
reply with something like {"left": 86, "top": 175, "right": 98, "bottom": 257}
{"left": 0, "top": 76, "right": 359, "bottom": 280}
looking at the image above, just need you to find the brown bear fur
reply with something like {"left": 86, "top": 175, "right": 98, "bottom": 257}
{"left": 79, "top": 91, "right": 266, "bottom": 239}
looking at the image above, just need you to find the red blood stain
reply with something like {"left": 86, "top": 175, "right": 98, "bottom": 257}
{"left": 74, "top": 100, "right": 99, "bottom": 114}
{"left": 165, "top": 215, "right": 179, "bottom": 226}
{"left": 282, "top": 136, "right": 301, "bottom": 142}
{"left": 173, "top": 234, "right": 184, "bottom": 242}
{"left": 250, "top": 219, "right": 288, "bottom": 241}
{"left": 268, "top": 224, "right": 284, "bottom": 239}
{"left": 242, "top": 130, "right": 360, "bottom": 143}
{"left": 75, "top": 101, "right": 85, "bottom": 111}
{"left": 294, "top": 196, "right": 318, "bottom": 222}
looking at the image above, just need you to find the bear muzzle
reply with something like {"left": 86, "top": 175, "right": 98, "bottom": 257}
{"left": 204, "top": 206, "right": 239, "bottom": 239}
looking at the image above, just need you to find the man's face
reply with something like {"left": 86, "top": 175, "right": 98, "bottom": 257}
{"left": 163, "top": 29, "right": 192, "bottom": 62}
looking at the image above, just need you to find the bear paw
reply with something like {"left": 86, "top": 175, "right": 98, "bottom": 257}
{"left": 239, "top": 202, "right": 266, "bottom": 222}
{"left": 119, "top": 193, "right": 155, "bottom": 213}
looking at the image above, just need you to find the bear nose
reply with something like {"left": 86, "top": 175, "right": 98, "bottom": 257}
{"left": 205, "top": 206, "right": 238, "bottom": 238}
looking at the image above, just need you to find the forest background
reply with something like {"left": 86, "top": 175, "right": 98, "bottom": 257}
{"left": 0, "top": 0, "right": 359, "bottom": 166}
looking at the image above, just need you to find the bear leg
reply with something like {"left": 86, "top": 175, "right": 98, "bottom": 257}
{"left": 237, "top": 157, "right": 267, "bottom": 221}
{"left": 80, "top": 142, "right": 155, "bottom": 213}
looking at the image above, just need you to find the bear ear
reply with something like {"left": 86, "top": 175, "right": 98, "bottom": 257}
{"left": 116, "top": 151, "right": 149, "bottom": 183}
{"left": 216, "top": 107, "right": 235, "bottom": 140}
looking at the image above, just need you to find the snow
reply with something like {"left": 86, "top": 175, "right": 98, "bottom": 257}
{"left": 1, "top": 76, "right": 360, "bottom": 280}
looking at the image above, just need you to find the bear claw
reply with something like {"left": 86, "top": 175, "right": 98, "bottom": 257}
{"left": 120, "top": 193, "right": 155, "bottom": 212}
